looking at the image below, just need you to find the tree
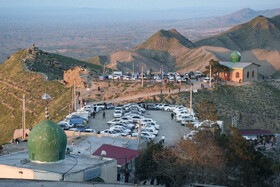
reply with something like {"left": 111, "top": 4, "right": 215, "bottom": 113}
{"left": 204, "top": 59, "right": 229, "bottom": 82}
{"left": 135, "top": 142, "right": 163, "bottom": 182}
{"left": 195, "top": 100, "right": 218, "bottom": 123}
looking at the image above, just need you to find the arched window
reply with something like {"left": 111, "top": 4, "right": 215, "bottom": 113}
{"left": 236, "top": 72, "right": 240, "bottom": 78}
{"left": 252, "top": 71, "right": 255, "bottom": 78}
{"left": 247, "top": 72, "right": 249, "bottom": 78}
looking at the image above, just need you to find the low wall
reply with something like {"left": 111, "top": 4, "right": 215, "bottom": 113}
{"left": 64, "top": 131, "right": 138, "bottom": 140}
{"left": 13, "top": 129, "right": 30, "bottom": 140}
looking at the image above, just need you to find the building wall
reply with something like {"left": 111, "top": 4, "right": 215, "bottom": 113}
{"left": 34, "top": 170, "right": 63, "bottom": 181}
{"left": 230, "top": 69, "right": 244, "bottom": 82}
{"left": 243, "top": 64, "right": 258, "bottom": 82}
{"left": 100, "top": 159, "right": 117, "bottom": 183}
{"left": 0, "top": 165, "right": 34, "bottom": 179}
{"left": 64, "top": 171, "right": 84, "bottom": 182}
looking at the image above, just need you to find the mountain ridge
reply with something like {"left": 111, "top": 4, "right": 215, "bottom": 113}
{"left": 194, "top": 15, "right": 280, "bottom": 51}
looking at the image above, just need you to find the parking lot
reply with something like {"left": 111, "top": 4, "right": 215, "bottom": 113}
{"left": 88, "top": 109, "right": 190, "bottom": 146}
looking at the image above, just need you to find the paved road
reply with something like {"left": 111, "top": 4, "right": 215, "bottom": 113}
{"left": 88, "top": 109, "right": 190, "bottom": 146}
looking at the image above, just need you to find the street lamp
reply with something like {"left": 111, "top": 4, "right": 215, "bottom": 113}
{"left": 42, "top": 91, "right": 51, "bottom": 119}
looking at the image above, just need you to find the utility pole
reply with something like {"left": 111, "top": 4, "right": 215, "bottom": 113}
{"left": 133, "top": 62, "right": 134, "bottom": 75}
{"left": 22, "top": 94, "right": 25, "bottom": 140}
{"left": 141, "top": 65, "right": 144, "bottom": 88}
{"left": 103, "top": 64, "right": 106, "bottom": 75}
{"left": 74, "top": 80, "right": 76, "bottom": 111}
{"left": 161, "top": 64, "right": 163, "bottom": 85}
{"left": 190, "top": 84, "right": 193, "bottom": 116}
{"left": 210, "top": 63, "right": 212, "bottom": 88}
{"left": 138, "top": 120, "right": 141, "bottom": 148}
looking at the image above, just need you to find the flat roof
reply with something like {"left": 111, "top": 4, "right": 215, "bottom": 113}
{"left": 71, "top": 136, "right": 139, "bottom": 155}
{"left": 0, "top": 151, "right": 113, "bottom": 174}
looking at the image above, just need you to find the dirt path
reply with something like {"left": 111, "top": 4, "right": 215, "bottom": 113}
{"left": 93, "top": 81, "right": 209, "bottom": 104}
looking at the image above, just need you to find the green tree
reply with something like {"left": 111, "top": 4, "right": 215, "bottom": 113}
{"left": 195, "top": 100, "right": 218, "bottom": 123}
{"left": 135, "top": 142, "right": 163, "bottom": 182}
{"left": 204, "top": 59, "right": 228, "bottom": 82}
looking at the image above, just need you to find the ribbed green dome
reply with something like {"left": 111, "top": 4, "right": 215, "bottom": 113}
{"left": 28, "top": 120, "right": 67, "bottom": 162}
{"left": 230, "top": 51, "right": 241, "bottom": 63}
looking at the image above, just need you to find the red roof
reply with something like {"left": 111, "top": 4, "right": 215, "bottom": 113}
{"left": 92, "top": 144, "right": 139, "bottom": 166}
{"left": 240, "top": 129, "right": 273, "bottom": 136}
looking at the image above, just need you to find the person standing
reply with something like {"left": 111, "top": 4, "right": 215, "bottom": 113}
{"left": 103, "top": 111, "right": 106, "bottom": 119}
{"left": 161, "top": 135, "right": 165, "bottom": 144}
{"left": 171, "top": 113, "right": 174, "bottom": 120}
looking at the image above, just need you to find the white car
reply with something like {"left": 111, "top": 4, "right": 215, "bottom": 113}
{"left": 112, "top": 122, "right": 135, "bottom": 129}
{"left": 142, "top": 128, "right": 158, "bottom": 136}
{"left": 119, "top": 116, "right": 133, "bottom": 123}
{"left": 58, "top": 121, "right": 74, "bottom": 128}
{"left": 83, "top": 129, "right": 97, "bottom": 133}
{"left": 107, "top": 118, "right": 121, "bottom": 125}
{"left": 176, "top": 110, "right": 190, "bottom": 117}
{"left": 176, "top": 113, "right": 192, "bottom": 122}
{"left": 132, "top": 131, "right": 155, "bottom": 140}
{"left": 146, "top": 122, "right": 160, "bottom": 130}
{"left": 129, "top": 115, "right": 144, "bottom": 123}
{"left": 164, "top": 105, "right": 176, "bottom": 111}
{"left": 203, "top": 77, "right": 214, "bottom": 83}
{"left": 141, "top": 118, "right": 156, "bottom": 124}
{"left": 100, "top": 129, "right": 124, "bottom": 137}
{"left": 110, "top": 125, "right": 131, "bottom": 134}
{"left": 114, "top": 110, "right": 123, "bottom": 118}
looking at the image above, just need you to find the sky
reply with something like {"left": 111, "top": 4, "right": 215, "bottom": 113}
{"left": 0, "top": 0, "right": 279, "bottom": 10}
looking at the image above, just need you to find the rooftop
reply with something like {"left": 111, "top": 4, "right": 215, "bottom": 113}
{"left": 240, "top": 129, "right": 274, "bottom": 136}
{"left": 0, "top": 151, "right": 113, "bottom": 174}
{"left": 92, "top": 144, "right": 139, "bottom": 166}
{"left": 71, "top": 136, "right": 140, "bottom": 155}
{"left": 220, "top": 61, "right": 253, "bottom": 69}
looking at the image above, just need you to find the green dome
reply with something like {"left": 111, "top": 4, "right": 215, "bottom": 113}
{"left": 230, "top": 51, "right": 241, "bottom": 63}
{"left": 28, "top": 120, "right": 67, "bottom": 162}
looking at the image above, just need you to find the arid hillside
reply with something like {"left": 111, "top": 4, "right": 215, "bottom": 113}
{"left": 123, "top": 81, "right": 280, "bottom": 133}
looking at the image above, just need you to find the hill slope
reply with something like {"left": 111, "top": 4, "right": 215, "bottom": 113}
{"left": 131, "top": 82, "right": 280, "bottom": 133}
{"left": 23, "top": 46, "right": 103, "bottom": 80}
{"left": 200, "top": 8, "right": 280, "bottom": 28}
{"left": 104, "top": 29, "right": 223, "bottom": 73}
{"left": 195, "top": 15, "right": 280, "bottom": 51}
{"left": 0, "top": 48, "right": 101, "bottom": 145}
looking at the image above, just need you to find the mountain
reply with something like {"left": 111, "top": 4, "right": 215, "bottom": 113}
{"left": 88, "top": 56, "right": 108, "bottom": 66}
{"left": 200, "top": 8, "right": 280, "bottom": 28}
{"left": 104, "top": 29, "right": 214, "bottom": 73}
{"left": 194, "top": 15, "right": 280, "bottom": 51}
{"left": 0, "top": 48, "right": 103, "bottom": 145}
{"left": 93, "top": 27, "right": 280, "bottom": 76}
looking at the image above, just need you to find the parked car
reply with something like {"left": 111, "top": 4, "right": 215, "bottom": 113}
{"left": 113, "top": 110, "right": 123, "bottom": 118}
{"left": 100, "top": 129, "right": 124, "bottom": 137}
{"left": 83, "top": 129, "right": 97, "bottom": 133}
{"left": 58, "top": 123, "right": 69, "bottom": 130}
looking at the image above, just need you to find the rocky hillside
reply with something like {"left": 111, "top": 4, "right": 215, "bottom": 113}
{"left": 23, "top": 46, "right": 103, "bottom": 80}
{"left": 195, "top": 15, "right": 280, "bottom": 51}
{"left": 0, "top": 48, "right": 103, "bottom": 145}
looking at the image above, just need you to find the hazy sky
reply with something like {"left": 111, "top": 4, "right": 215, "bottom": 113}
{"left": 1, "top": 0, "right": 279, "bottom": 10}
